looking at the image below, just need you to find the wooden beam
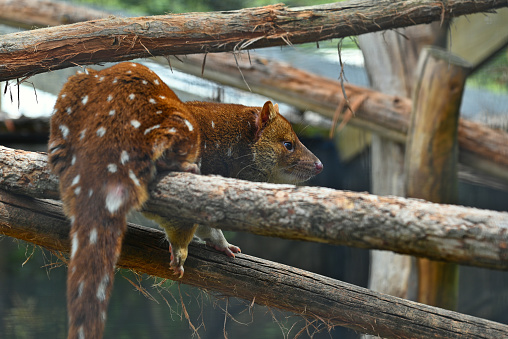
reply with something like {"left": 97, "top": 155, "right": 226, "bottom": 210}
{"left": 0, "top": 0, "right": 507, "bottom": 82}
{"left": 1, "top": 146, "right": 508, "bottom": 271}
{"left": 405, "top": 47, "right": 472, "bottom": 310}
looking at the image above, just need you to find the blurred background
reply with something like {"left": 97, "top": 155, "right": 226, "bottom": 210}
{"left": 0, "top": 0, "right": 507, "bottom": 338}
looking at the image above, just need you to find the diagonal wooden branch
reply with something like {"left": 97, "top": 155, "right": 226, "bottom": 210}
{"left": 1, "top": 189, "right": 508, "bottom": 339}
{"left": 166, "top": 53, "right": 508, "bottom": 184}
{"left": 1, "top": 145, "right": 508, "bottom": 270}
{"left": 0, "top": 0, "right": 507, "bottom": 82}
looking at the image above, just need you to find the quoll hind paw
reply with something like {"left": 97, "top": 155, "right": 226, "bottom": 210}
{"left": 171, "top": 264, "right": 185, "bottom": 279}
{"left": 208, "top": 242, "right": 241, "bottom": 257}
{"left": 169, "top": 245, "right": 186, "bottom": 278}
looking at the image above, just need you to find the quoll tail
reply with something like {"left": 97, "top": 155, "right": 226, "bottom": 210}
{"left": 67, "top": 207, "right": 126, "bottom": 339}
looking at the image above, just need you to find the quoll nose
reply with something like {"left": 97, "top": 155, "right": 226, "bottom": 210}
{"left": 314, "top": 161, "right": 323, "bottom": 174}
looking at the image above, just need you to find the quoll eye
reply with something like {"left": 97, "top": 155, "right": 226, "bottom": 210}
{"left": 283, "top": 141, "right": 294, "bottom": 151}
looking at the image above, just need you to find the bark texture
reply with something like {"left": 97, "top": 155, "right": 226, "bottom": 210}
{"left": 0, "top": 0, "right": 507, "bottom": 81}
{"left": 1, "top": 189, "right": 508, "bottom": 339}
{"left": 1, "top": 146, "right": 508, "bottom": 270}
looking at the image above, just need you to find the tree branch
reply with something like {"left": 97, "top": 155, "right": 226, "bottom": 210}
{"left": 167, "top": 53, "right": 508, "bottom": 184}
{"left": 1, "top": 145, "right": 508, "bottom": 270}
{"left": 1, "top": 189, "right": 507, "bottom": 339}
{"left": 0, "top": 0, "right": 507, "bottom": 81}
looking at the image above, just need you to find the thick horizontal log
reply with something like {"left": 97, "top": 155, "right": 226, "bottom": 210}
{"left": 1, "top": 189, "right": 507, "bottom": 339}
{"left": 0, "top": 0, "right": 507, "bottom": 81}
{"left": 1, "top": 145, "right": 508, "bottom": 270}
{"left": 168, "top": 53, "right": 508, "bottom": 183}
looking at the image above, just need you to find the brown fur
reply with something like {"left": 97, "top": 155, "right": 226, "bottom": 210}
{"left": 48, "top": 63, "right": 200, "bottom": 339}
{"left": 188, "top": 101, "right": 322, "bottom": 183}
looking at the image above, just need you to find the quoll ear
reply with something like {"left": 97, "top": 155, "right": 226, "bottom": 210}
{"left": 254, "top": 101, "right": 278, "bottom": 140}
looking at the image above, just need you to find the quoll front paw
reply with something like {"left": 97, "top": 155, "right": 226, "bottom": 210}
{"left": 207, "top": 241, "right": 241, "bottom": 258}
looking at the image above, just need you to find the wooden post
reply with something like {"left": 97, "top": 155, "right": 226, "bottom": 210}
{"left": 405, "top": 47, "right": 471, "bottom": 309}
{"left": 358, "top": 23, "right": 445, "bottom": 305}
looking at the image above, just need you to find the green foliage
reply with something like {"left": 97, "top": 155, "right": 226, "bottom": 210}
{"left": 468, "top": 49, "right": 508, "bottom": 93}
{"left": 70, "top": 0, "right": 339, "bottom": 15}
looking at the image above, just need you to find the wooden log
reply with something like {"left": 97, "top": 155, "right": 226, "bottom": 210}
{"left": 1, "top": 189, "right": 508, "bottom": 339}
{"left": 0, "top": 0, "right": 109, "bottom": 29}
{"left": 0, "top": 0, "right": 507, "bottom": 82}
{"left": 167, "top": 53, "right": 508, "bottom": 184}
{"left": 405, "top": 47, "right": 472, "bottom": 310}
{"left": 1, "top": 146, "right": 508, "bottom": 271}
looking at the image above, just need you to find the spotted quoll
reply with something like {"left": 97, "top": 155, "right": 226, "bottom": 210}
{"left": 48, "top": 62, "right": 201, "bottom": 339}
{"left": 48, "top": 62, "right": 323, "bottom": 339}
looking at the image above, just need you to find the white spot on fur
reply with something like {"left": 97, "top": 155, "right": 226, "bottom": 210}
{"left": 66, "top": 107, "right": 72, "bottom": 114}
{"left": 144, "top": 124, "right": 160, "bottom": 135}
{"left": 88, "top": 189, "right": 93, "bottom": 197}
{"left": 81, "top": 95, "right": 88, "bottom": 105}
{"left": 74, "top": 186, "right": 81, "bottom": 195}
{"left": 129, "top": 169, "right": 140, "bottom": 186}
{"left": 107, "top": 94, "right": 113, "bottom": 102}
{"left": 61, "top": 94, "right": 67, "bottom": 98}
{"left": 204, "top": 142, "right": 207, "bottom": 149}
{"left": 131, "top": 120, "right": 141, "bottom": 128}
{"left": 227, "top": 148, "right": 232, "bottom": 157}
{"left": 70, "top": 215, "right": 75, "bottom": 225}
{"left": 184, "top": 119, "right": 194, "bottom": 132}
{"left": 149, "top": 98, "right": 157, "bottom": 104}
{"left": 79, "top": 129, "right": 86, "bottom": 140}
{"left": 129, "top": 93, "right": 135, "bottom": 100}
{"left": 96, "top": 127, "right": 106, "bottom": 137}
{"left": 167, "top": 127, "right": 176, "bottom": 134}
{"left": 101, "top": 311, "right": 107, "bottom": 322}
{"left": 142, "top": 80, "right": 148, "bottom": 85}
{"left": 211, "top": 120, "right": 215, "bottom": 129}
{"left": 105, "top": 188, "right": 124, "bottom": 214}
{"left": 109, "top": 109, "right": 115, "bottom": 116}
{"left": 126, "top": 70, "right": 132, "bottom": 74}
{"left": 71, "top": 174, "right": 80, "bottom": 186}
{"left": 154, "top": 79, "right": 160, "bottom": 85}
{"left": 159, "top": 95, "right": 166, "bottom": 99}
{"left": 71, "top": 155, "right": 76, "bottom": 166}
{"left": 71, "top": 232, "right": 78, "bottom": 258}
{"left": 107, "top": 164, "right": 117, "bottom": 173}
{"left": 156, "top": 110, "right": 162, "bottom": 114}
{"left": 78, "top": 281, "right": 85, "bottom": 297}
{"left": 78, "top": 326, "right": 85, "bottom": 339}
{"left": 89, "top": 228, "right": 98, "bottom": 244}
{"left": 59, "top": 125, "right": 69, "bottom": 139}
{"left": 96, "top": 275, "right": 110, "bottom": 301}
{"left": 215, "top": 142, "right": 220, "bottom": 148}
{"left": 131, "top": 63, "right": 137, "bottom": 67}
{"left": 120, "top": 151, "right": 129, "bottom": 165}
{"left": 112, "top": 78, "right": 118, "bottom": 84}
{"left": 99, "top": 76, "right": 105, "bottom": 82}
